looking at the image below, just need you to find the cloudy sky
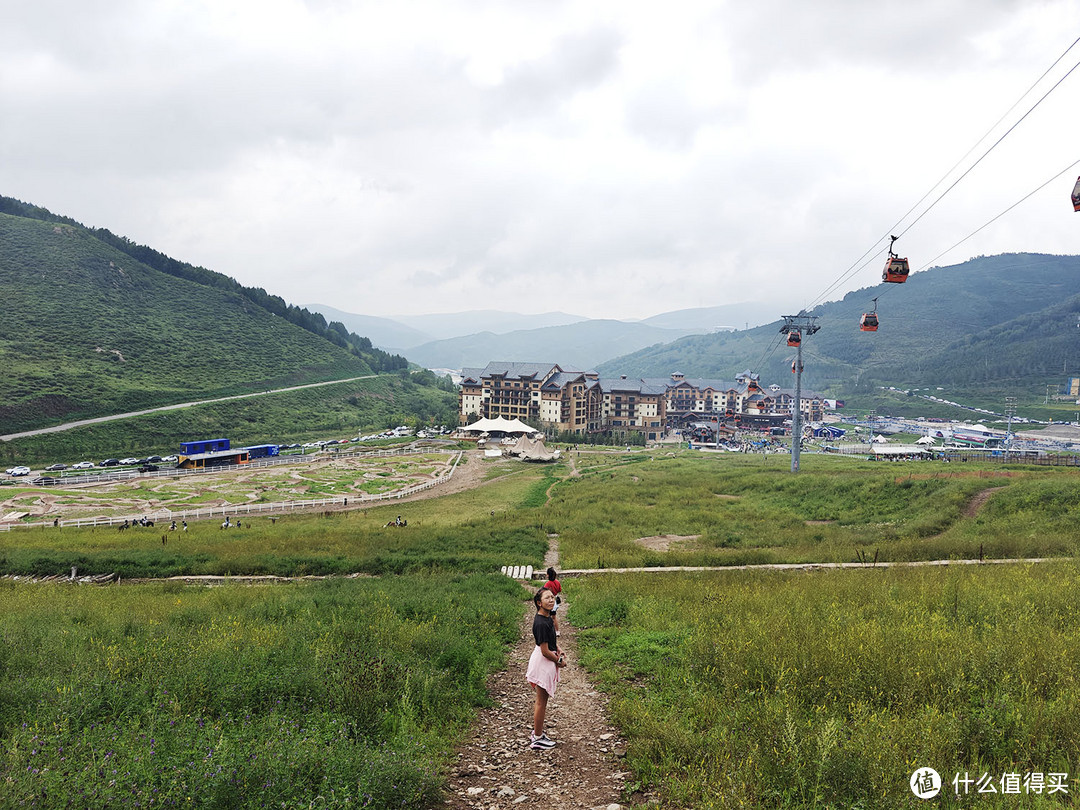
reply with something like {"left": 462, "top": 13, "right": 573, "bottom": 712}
{"left": 4, "top": 0, "right": 1079, "bottom": 321}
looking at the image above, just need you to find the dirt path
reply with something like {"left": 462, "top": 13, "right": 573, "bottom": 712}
{"left": 962, "top": 486, "right": 1007, "bottom": 518}
{"left": 444, "top": 538, "right": 646, "bottom": 810}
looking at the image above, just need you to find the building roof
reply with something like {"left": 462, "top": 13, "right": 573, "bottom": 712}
{"left": 541, "top": 371, "right": 590, "bottom": 390}
{"left": 596, "top": 377, "right": 670, "bottom": 395}
{"left": 480, "top": 361, "right": 565, "bottom": 380}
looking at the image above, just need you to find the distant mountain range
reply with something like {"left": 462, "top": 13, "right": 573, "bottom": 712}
{"left": 598, "top": 253, "right": 1080, "bottom": 394}
{"left": 305, "top": 302, "right": 778, "bottom": 370}
{"left": 8, "top": 192, "right": 1080, "bottom": 436}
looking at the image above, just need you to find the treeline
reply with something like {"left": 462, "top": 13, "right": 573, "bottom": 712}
{"left": 0, "top": 195, "right": 408, "bottom": 373}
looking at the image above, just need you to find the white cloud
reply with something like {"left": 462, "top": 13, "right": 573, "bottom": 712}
{"left": 2, "top": 0, "right": 1079, "bottom": 322}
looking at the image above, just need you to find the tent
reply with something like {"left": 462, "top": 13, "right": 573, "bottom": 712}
{"left": 506, "top": 434, "right": 561, "bottom": 462}
{"left": 872, "top": 434, "right": 890, "bottom": 443}
{"left": 916, "top": 436, "right": 937, "bottom": 445}
{"left": 462, "top": 417, "right": 536, "bottom": 435}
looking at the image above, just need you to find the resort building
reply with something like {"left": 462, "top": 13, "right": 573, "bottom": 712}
{"left": 459, "top": 362, "right": 824, "bottom": 438}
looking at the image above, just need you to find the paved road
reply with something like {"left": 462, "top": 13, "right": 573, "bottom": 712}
{"left": 0, "top": 376, "right": 379, "bottom": 442}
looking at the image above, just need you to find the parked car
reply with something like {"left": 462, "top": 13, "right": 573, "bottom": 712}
{"left": 45, "top": 463, "right": 67, "bottom": 471}
{"left": 144, "top": 455, "right": 162, "bottom": 463}
{"left": 72, "top": 461, "right": 95, "bottom": 469}
{"left": 7, "top": 466, "right": 31, "bottom": 476}
{"left": 99, "top": 459, "right": 120, "bottom": 467}
{"left": 31, "top": 476, "right": 57, "bottom": 486}
{"left": 161, "top": 455, "right": 178, "bottom": 463}
{"left": 138, "top": 464, "right": 159, "bottom": 473}
{"left": 119, "top": 457, "right": 140, "bottom": 465}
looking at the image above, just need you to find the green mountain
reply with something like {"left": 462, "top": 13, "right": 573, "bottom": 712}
{"left": 1, "top": 202, "right": 411, "bottom": 434}
{"left": 599, "top": 253, "right": 1080, "bottom": 396}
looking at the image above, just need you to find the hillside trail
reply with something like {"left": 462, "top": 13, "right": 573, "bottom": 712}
{"left": 444, "top": 536, "right": 652, "bottom": 810}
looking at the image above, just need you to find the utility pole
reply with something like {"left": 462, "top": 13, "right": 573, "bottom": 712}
{"left": 779, "top": 313, "right": 821, "bottom": 473}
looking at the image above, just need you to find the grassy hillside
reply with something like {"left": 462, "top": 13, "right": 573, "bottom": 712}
{"left": 1, "top": 213, "right": 375, "bottom": 432}
{"left": 0, "top": 372, "right": 459, "bottom": 468}
{"left": 600, "top": 253, "right": 1080, "bottom": 398}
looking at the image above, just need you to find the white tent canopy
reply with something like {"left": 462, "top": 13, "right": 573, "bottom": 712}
{"left": 462, "top": 417, "right": 536, "bottom": 435}
{"left": 916, "top": 436, "right": 937, "bottom": 445}
{"left": 872, "top": 434, "right": 890, "bottom": 443}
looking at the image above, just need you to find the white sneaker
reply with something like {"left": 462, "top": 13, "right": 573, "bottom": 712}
{"left": 529, "top": 732, "right": 555, "bottom": 749}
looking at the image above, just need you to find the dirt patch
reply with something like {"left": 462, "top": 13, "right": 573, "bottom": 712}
{"left": 0, "top": 450, "right": 488, "bottom": 524}
{"left": 714, "top": 494, "right": 740, "bottom": 500}
{"left": 635, "top": 534, "right": 701, "bottom": 551}
{"left": 963, "top": 487, "right": 1007, "bottom": 518}
{"left": 804, "top": 520, "right": 835, "bottom": 525}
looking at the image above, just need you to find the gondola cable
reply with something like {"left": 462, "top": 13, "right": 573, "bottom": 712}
{"left": 803, "top": 37, "right": 1080, "bottom": 312}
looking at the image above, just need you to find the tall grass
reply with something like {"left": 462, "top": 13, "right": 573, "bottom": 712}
{"left": 0, "top": 573, "right": 524, "bottom": 808}
{"left": 548, "top": 453, "right": 1080, "bottom": 569}
{"left": 570, "top": 565, "right": 1080, "bottom": 808}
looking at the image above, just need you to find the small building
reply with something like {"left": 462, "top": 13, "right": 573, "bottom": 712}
{"left": 179, "top": 438, "right": 231, "bottom": 455}
{"left": 178, "top": 449, "right": 250, "bottom": 469}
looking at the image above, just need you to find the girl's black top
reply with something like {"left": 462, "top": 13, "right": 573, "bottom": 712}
{"left": 532, "top": 612, "right": 558, "bottom": 652}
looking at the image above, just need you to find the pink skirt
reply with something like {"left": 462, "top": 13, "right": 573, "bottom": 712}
{"left": 526, "top": 645, "right": 559, "bottom": 696}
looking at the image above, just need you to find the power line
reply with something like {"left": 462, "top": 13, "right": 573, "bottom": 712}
{"left": 803, "top": 36, "right": 1080, "bottom": 312}
{"left": 918, "top": 158, "right": 1080, "bottom": 271}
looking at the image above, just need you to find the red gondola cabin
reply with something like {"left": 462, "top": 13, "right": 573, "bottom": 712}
{"left": 883, "top": 255, "right": 910, "bottom": 283}
{"left": 787, "top": 330, "right": 802, "bottom": 347}
{"left": 1072, "top": 176, "right": 1080, "bottom": 212}
{"left": 860, "top": 312, "right": 879, "bottom": 332}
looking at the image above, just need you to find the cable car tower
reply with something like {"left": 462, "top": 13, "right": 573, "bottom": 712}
{"left": 779, "top": 313, "right": 820, "bottom": 473}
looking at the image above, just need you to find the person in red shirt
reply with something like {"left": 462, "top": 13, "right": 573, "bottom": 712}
{"left": 543, "top": 567, "right": 562, "bottom": 635}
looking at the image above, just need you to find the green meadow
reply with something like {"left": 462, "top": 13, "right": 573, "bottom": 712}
{"left": 0, "top": 574, "right": 524, "bottom": 808}
{"left": 549, "top": 452, "right": 1080, "bottom": 569}
{"left": 570, "top": 564, "right": 1080, "bottom": 809}
{"left": 4, "top": 449, "right": 1080, "bottom": 808}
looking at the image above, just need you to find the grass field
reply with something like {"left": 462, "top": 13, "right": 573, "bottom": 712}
{"left": 0, "top": 461, "right": 552, "bottom": 578}
{"left": 549, "top": 452, "right": 1080, "bottom": 569}
{"left": 0, "top": 573, "right": 525, "bottom": 808}
{"left": 569, "top": 564, "right": 1080, "bottom": 808}
{"left": 4, "top": 448, "right": 1080, "bottom": 808}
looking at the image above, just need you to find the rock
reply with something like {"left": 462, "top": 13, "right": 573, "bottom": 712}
{"left": 466, "top": 787, "right": 485, "bottom": 797}
{"left": 496, "top": 787, "right": 516, "bottom": 798}
{"left": 598, "top": 733, "right": 614, "bottom": 741}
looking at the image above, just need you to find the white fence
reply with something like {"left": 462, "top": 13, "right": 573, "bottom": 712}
{"left": 0, "top": 450, "right": 463, "bottom": 531}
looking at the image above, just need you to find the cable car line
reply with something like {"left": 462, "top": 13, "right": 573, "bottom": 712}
{"left": 917, "top": 158, "right": 1080, "bottom": 272}
{"left": 891, "top": 52, "right": 1080, "bottom": 245}
{"left": 888, "top": 35, "right": 1080, "bottom": 248}
{"left": 802, "top": 38, "right": 1080, "bottom": 314}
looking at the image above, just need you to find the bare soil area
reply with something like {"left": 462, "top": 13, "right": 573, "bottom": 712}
{"left": 0, "top": 449, "right": 489, "bottom": 523}
{"left": 634, "top": 534, "right": 701, "bottom": 552}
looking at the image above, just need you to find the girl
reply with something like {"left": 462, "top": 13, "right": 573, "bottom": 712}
{"left": 526, "top": 586, "right": 566, "bottom": 749}
{"left": 543, "top": 567, "right": 562, "bottom": 635}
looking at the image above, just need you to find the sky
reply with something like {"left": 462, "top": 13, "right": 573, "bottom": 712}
{"left": 3, "top": 0, "right": 1079, "bottom": 321}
